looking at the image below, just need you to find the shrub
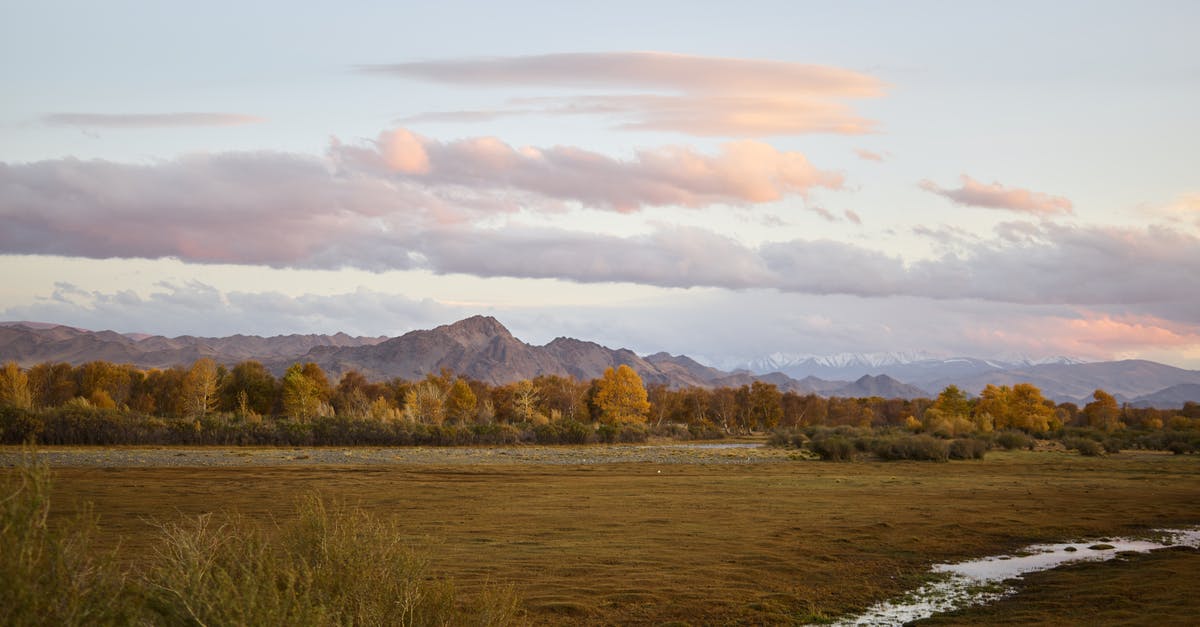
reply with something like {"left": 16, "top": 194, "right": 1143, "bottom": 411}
{"left": 872, "top": 435, "right": 949, "bottom": 462}
{"left": 995, "top": 430, "right": 1035, "bottom": 450}
{"left": 2, "top": 453, "right": 523, "bottom": 626}
{"left": 1, "top": 453, "right": 139, "bottom": 625}
{"left": 143, "top": 496, "right": 471, "bottom": 626}
{"left": 948, "top": 438, "right": 990, "bottom": 460}
{"left": 809, "top": 435, "right": 856, "bottom": 461}
{"left": 1065, "top": 437, "right": 1105, "bottom": 456}
{"left": 1102, "top": 438, "right": 1123, "bottom": 454}
{"left": 617, "top": 423, "right": 649, "bottom": 443}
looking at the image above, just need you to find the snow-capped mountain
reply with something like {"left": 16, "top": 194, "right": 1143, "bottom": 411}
{"left": 731, "top": 352, "right": 1086, "bottom": 388}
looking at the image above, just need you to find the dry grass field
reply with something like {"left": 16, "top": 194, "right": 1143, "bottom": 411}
{"left": 23, "top": 448, "right": 1200, "bottom": 625}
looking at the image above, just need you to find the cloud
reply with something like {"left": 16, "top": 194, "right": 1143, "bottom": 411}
{"left": 809, "top": 206, "right": 837, "bottom": 222}
{"left": 963, "top": 312, "right": 1200, "bottom": 362}
{"left": 4, "top": 151, "right": 1198, "bottom": 319}
{"left": 10, "top": 282, "right": 1197, "bottom": 368}
{"left": 366, "top": 51, "right": 884, "bottom": 137}
{"left": 919, "top": 175, "right": 1073, "bottom": 215}
{"left": 331, "top": 128, "right": 843, "bottom": 212}
{"left": 843, "top": 209, "right": 862, "bottom": 225}
{"left": 2, "top": 281, "right": 451, "bottom": 338}
{"left": 854, "top": 148, "right": 885, "bottom": 162}
{"left": 41, "top": 113, "right": 266, "bottom": 128}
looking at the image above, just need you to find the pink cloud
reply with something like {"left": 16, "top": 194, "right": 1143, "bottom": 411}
{"left": 368, "top": 52, "right": 884, "bottom": 137}
{"left": 919, "top": 175, "right": 1073, "bottom": 215}
{"left": 854, "top": 148, "right": 884, "bottom": 162}
{"left": 4, "top": 149, "right": 1199, "bottom": 324}
{"left": 333, "top": 128, "right": 843, "bottom": 211}
{"left": 967, "top": 313, "right": 1200, "bottom": 362}
{"left": 843, "top": 209, "right": 862, "bottom": 225}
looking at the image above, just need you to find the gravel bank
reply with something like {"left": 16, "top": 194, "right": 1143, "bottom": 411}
{"left": 1, "top": 442, "right": 802, "bottom": 468}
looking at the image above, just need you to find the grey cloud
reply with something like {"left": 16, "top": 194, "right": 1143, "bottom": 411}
{"left": 3, "top": 153, "right": 1198, "bottom": 319}
{"left": 42, "top": 113, "right": 265, "bottom": 128}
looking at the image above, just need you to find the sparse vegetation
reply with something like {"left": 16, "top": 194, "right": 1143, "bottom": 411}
{"left": 0, "top": 453, "right": 521, "bottom": 626}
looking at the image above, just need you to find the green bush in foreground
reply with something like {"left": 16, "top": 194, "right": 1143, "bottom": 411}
{"left": 1, "top": 454, "right": 522, "bottom": 626}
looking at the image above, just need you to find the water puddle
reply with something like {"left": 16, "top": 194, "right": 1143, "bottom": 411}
{"left": 830, "top": 527, "right": 1200, "bottom": 626}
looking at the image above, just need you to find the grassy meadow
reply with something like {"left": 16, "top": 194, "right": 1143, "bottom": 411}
{"left": 6, "top": 446, "right": 1193, "bottom": 625}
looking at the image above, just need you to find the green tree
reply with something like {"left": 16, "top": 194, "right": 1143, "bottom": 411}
{"left": 594, "top": 365, "right": 650, "bottom": 425}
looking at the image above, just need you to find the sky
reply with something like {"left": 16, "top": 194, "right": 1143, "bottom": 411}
{"left": 2, "top": 0, "right": 1199, "bottom": 369}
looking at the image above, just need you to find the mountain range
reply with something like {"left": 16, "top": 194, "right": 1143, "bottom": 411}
{"left": 2, "top": 318, "right": 1199, "bottom": 408}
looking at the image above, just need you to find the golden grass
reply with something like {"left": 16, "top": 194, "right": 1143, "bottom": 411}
{"left": 30, "top": 449, "right": 1200, "bottom": 625}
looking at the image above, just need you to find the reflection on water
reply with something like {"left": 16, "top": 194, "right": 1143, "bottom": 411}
{"left": 831, "top": 528, "right": 1200, "bottom": 626}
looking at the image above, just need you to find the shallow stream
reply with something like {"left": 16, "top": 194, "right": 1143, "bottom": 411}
{"left": 831, "top": 527, "right": 1200, "bottom": 626}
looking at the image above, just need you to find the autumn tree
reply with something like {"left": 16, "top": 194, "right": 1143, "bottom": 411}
{"left": 646, "top": 383, "right": 678, "bottom": 427}
{"left": 182, "top": 358, "right": 220, "bottom": 418}
{"left": 709, "top": 387, "right": 739, "bottom": 432}
{"left": 282, "top": 363, "right": 323, "bottom": 421}
{"left": 221, "top": 361, "right": 278, "bottom": 415}
{"left": 594, "top": 365, "right": 650, "bottom": 425}
{"left": 403, "top": 380, "right": 446, "bottom": 424}
{"left": 333, "top": 370, "right": 373, "bottom": 418}
{"left": 26, "top": 362, "right": 76, "bottom": 408}
{"left": 75, "top": 361, "right": 133, "bottom": 407}
{"left": 746, "top": 381, "right": 783, "bottom": 431}
{"left": 1083, "top": 389, "right": 1122, "bottom": 432}
{"left": 984, "top": 383, "right": 1057, "bottom": 433}
{"left": 0, "top": 362, "right": 33, "bottom": 410}
{"left": 511, "top": 379, "right": 544, "bottom": 424}
{"left": 445, "top": 378, "right": 478, "bottom": 424}
{"left": 923, "top": 385, "right": 979, "bottom": 435}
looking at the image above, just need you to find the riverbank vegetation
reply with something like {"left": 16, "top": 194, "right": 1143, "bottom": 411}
{"left": 1, "top": 359, "right": 1198, "bottom": 453}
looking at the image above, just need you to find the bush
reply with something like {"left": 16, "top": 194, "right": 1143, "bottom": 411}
{"left": 1, "top": 453, "right": 523, "bottom": 626}
{"left": 872, "top": 435, "right": 949, "bottom": 462}
{"left": 995, "top": 430, "right": 1035, "bottom": 450}
{"left": 1102, "top": 438, "right": 1123, "bottom": 454}
{"left": 948, "top": 438, "right": 990, "bottom": 460}
{"left": 1065, "top": 437, "right": 1105, "bottom": 456}
{"left": 1, "top": 453, "right": 139, "bottom": 625}
{"left": 809, "top": 435, "right": 856, "bottom": 461}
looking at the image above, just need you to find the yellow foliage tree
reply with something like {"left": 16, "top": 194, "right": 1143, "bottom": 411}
{"left": 0, "top": 362, "right": 33, "bottom": 410}
{"left": 182, "top": 358, "right": 219, "bottom": 418}
{"left": 594, "top": 365, "right": 650, "bottom": 425}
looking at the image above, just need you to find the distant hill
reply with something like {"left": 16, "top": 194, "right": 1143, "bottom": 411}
{"left": 1129, "top": 383, "right": 1200, "bottom": 409}
{"left": 279, "top": 316, "right": 835, "bottom": 390}
{"left": 0, "top": 322, "right": 386, "bottom": 370}
{"left": 928, "top": 360, "right": 1200, "bottom": 403}
{"left": 3, "top": 318, "right": 1198, "bottom": 407}
{"left": 831, "top": 375, "right": 929, "bottom": 400}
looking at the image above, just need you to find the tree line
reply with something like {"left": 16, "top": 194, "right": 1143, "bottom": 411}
{"left": 0, "top": 359, "right": 1197, "bottom": 447}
